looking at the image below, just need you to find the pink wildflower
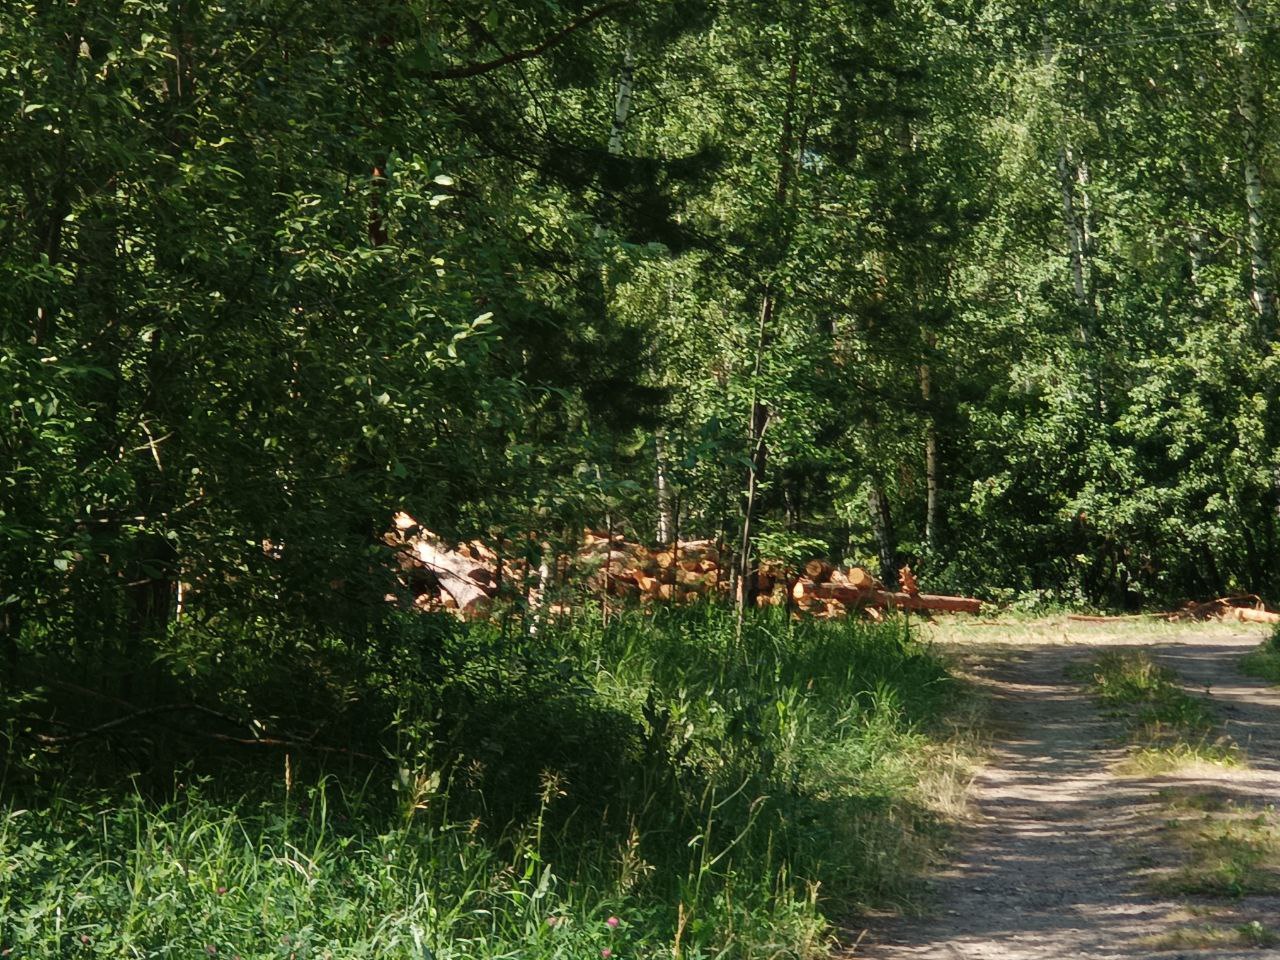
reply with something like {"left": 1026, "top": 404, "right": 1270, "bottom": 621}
{"left": 80, "top": 935, "right": 91, "bottom": 946}
{"left": 217, "top": 886, "right": 228, "bottom": 896}
{"left": 601, "top": 949, "right": 613, "bottom": 959}
{"left": 606, "top": 916, "right": 620, "bottom": 928}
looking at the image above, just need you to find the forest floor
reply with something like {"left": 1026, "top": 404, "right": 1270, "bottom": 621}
{"left": 854, "top": 617, "right": 1280, "bottom": 959}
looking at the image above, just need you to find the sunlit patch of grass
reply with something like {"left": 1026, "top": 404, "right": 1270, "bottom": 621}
{"left": 1068, "top": 650, "right": 1243, "bottom": 774}
{"left": 1156, "top": 787, "right": 1232, "bottom": 813}
{"left": 1069, "top": 650, "right": 1213, "bottom": 729}
{"left": 1140, "top": 920, "right": 1279, "bottom": 950}
{"left": 925, "top": 615, "right": 1259, "bottom": 649}
{"left": 1118, "top": 739, "right": 1243, "bottom": 776}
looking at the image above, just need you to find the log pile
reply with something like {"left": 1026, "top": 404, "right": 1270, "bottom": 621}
{"left": 1168, "top": 595, "right": 1280, "bottom": 625}
{"left": 386, "top": 512, "right": 500, "bottom": 617}
{"left": 1067, "top": 595, "right": 1280, "bottom": 625}
{"left": 578, "top": 530, "right": 729, "bottom": 604}
{"left": 790, "top": 562, "right": 982, "bottom": 619}
{"left": 386, "top": 513, "right": 983, "bottom": 620}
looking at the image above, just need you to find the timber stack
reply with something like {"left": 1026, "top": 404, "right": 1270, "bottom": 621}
{"left": 386, "top": 513, "right": 982, "bottom": 620}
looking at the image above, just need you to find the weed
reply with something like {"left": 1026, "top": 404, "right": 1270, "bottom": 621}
{"left": 1141, "top": 920, "right": 1279, "bottom": 949}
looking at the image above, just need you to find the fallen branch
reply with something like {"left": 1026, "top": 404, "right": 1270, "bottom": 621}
{"left": 34, "top": 703, "right": 251, "bottom": 745}
{"left": 205, "top": 733, "right": 383, "bottom": 762}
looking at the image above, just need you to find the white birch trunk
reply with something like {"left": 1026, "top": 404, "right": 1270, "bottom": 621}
{"left": 1044, "top": 38, "right": 1093, "bottom": 338}
{"left": 1233, "top": 0, "right": 1274, "bottom": 327}
{"left": 1044, "top": 37, "right": 1103, "bottom": 417}
{"left": 528, "top": 545, "right": 554, "bottom": 636}
{"left": 919, "top": 360, "right": 940, "bottom": 553}
{"left": 1056, "top": 145, "right": 1091, "bottom": 333}
{"left": 656, "top": 431, "right": 674, "bottom": 545}
{"left": 607, "top": 45, "right": 635, "bottom": 156}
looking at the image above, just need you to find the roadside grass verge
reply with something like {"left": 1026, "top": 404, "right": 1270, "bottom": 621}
{"left": 1240, "top": 626, "right": 1280, "bottom": 683}
{"left": 1067, "top": 650, "right": 1241, "bottom": 773}
{"left": 1, "top": 605, "right": 975, "bottom": 959}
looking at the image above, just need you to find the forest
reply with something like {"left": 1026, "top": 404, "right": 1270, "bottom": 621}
{"left": 3, "top": 1, "right": 1280, "bottom": 957}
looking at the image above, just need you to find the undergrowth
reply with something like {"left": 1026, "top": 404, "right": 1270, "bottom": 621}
{"left": 0, "top": 605, "right": 971, "bottom": 959}
{"left": 1152, "top": 814, "right": 1280, "bottom": 897}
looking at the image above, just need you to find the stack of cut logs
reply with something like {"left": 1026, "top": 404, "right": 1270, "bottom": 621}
{"left": 386, "top": 513, "right": 982, "bottom": 620}
{"left": 1170, "top": 595, "right": 1280, "bottom": 624}
{"left": 578, "top": 530, "right": 728, "bottom": 603}
{"left": 386, "top": 513, "right": 501, "bottom": 617}
{"left": 790, "top": 559, "right": 982, "bottom": 619}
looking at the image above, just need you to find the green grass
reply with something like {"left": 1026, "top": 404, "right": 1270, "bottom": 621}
{"left": 1, "top": 605, "right": 971, "bottom": 959}
{"left": 1141, "top": 920, "right": 1279, "bottom": 950}
{"left": 1151, "top": 810, "right": 1280, "bottom": 898}
{"left": 1240, "top": 626, "right": 1280, "bottom": 683}
{"left": 1068, "top": 650, "right": 1240, "bottom": 771}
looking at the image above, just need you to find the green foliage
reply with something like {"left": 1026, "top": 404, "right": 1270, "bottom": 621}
{"left": 3, "top": 0, "right": 1279, "bottom": 672}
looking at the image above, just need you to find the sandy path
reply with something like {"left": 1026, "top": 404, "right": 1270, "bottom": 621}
{"left": 856, "top": 623, "right": 1280, "bottom": 960}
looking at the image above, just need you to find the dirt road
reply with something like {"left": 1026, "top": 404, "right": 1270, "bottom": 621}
{"left": 858, "top": 621, "right": 1280, "bottom": 959}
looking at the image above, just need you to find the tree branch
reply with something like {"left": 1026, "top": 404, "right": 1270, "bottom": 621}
{"left": 428, "top": 2, "right": 631, "bottom": 81}
{"left": 33, "top": 703, "right": 248, "bottom": 744}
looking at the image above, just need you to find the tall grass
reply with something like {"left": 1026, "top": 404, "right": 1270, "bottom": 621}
{"left": 1, "top": 605, "right": 967, "bottom": 959}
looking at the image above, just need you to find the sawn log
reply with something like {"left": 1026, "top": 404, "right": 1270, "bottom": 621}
{"left": 410, "top": 538, "right": 492, "bottom": 613}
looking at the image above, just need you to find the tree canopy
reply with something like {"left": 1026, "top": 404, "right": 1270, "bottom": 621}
{"left": 4, "top": 0, "right": 1280, "bottom": 658}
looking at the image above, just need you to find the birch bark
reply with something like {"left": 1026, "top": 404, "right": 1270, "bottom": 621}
{"left": 920, "top": 359, "right": 940, "bottom": 553}
{"left": 656, "top": 431, "right": 674, "bottom": 545}
{"left": 1232, "top": 0, "right": 1274, "bottom": 330}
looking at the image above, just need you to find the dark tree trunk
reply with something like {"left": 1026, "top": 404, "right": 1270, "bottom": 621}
{"left": 868, "top": 484, "right": 899, "bottom": 590}
{"left": 735, "top": 45, "right": 802, "bottom": 626}
{"left": 1, "top": 602, "right": 19, "bottom": 686}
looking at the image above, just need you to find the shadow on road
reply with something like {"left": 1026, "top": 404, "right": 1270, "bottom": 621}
{"left": 855, "top": 627, "right": 1280, "bottom": 959}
